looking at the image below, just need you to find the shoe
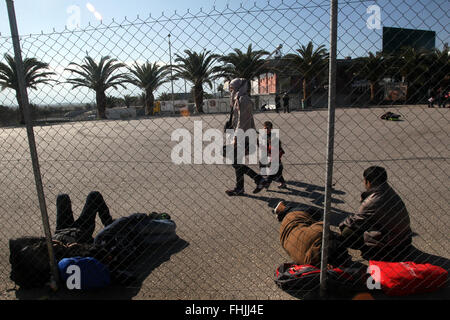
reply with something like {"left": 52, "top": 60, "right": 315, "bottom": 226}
{"left": 253, "top": 186, "right": 264, "bottom": 194}
{"left": 226, "top": 189, "right": 245, "bottom": 196}
{"left": 149, "top": 212, "right": 171, "bottom": 220}
{"left": 253, "top": 178, "right": 270, "bottom": 194}
{"left": 273, "top": 201, "right": 287, "bottom": 215}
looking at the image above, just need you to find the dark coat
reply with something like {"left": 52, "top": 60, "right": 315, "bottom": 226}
{"left": 339, "top": 183, "right": 412, "bottom": 250}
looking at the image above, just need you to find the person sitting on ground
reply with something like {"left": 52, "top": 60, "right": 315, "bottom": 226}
{"left": 272, "top": 166, "right": 413, "bottom": 267}
{"left": 337, "top": 166, "right": 413, "bottom": 261}
{"left": 260, "top": 121, "right": 287, "bottom": 189}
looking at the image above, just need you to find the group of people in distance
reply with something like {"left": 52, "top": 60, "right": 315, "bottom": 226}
{"left": 225, "top": 78, "right": 413, "bottom": 268}
{"left": 428, "top": 86, "right": 449, "bottom": 108}
{"left": 275, "top": 92, "right": 290, "bottom": 113}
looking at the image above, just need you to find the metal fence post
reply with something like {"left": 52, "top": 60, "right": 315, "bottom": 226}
{"left": 320, "top": 0, "right": 338, "bottom": 298}
{"left": 5, "top": 0, "right": 59, "bottom": 290}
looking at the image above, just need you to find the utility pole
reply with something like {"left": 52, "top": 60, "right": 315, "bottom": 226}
{"left": 6, "top": 0, "right": 59, "bottom": 290}
{"left": 320, "top": 0, "right": 338, "bottom": 299}
{"left": 168, "top": 33, "right": 175, "bottom": 115}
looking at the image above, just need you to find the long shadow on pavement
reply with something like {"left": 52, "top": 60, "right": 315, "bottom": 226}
{"left": 243, "top": 180, "right": 352, "bottom": 226}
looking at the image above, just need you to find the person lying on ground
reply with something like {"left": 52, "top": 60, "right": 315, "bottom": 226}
{"left": 11, "top": 191, "right": 177, "bottom": 287}
{"left": 273, "top": 202, "right": 350, "bottom": 268}
{"left": 54, "top": 191, "right": 176, "bottom": 247}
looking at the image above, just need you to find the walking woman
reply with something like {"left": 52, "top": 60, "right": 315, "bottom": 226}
{"left": 225, "top": 78, "right": 268, "bottom": 196}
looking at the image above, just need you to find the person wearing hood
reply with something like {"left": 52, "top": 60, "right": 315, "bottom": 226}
{"left": 225, "top": 78, "right": 268, "bottom": 196}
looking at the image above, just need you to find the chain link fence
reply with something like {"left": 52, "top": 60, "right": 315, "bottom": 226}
{"left": 0, "top": 0, "right": 449, "bottom": 300}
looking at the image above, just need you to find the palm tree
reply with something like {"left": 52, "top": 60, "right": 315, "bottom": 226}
{"left": 128, "top": 62, "right": 171, "bottom": 116}
{"left": 358, "top": 52, "right": 386, "bottom": 103}
{"left": 0, "top": 54, "right": 55, "bottom": 124}
{"left": 426, "top": 47, "right": 450, "bottom": 91}
{"left": 219, "top": 44, "right": 269, "bottom": 92}
{"left": 65, "top": 56, "right": 130, "bottom": 119}
{"left": 285, "top": 41, "right": 328, "bottom": 107}
{"left": 123, "top": 94, "right": 137, "bottom": 108}
{"left": 393, "top": 47, "right": 429, "bottom": 101}
{"left": 172, "top": 50, "right": 221, "bottom": 114}
{"left": 105, "top": 95, "right": 124, "bottom": 109}
{"left": 398, "top": 47, "right": 428, "bottom": 83}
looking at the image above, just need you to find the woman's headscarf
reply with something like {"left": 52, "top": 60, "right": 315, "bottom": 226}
{"left": 230, "top": 78, "right": 250, "bottom": 110}
{"left": 229, "top": 78, "right": 255, "bottom": 131}
{"left": 230, "top": 78, "right": 247, "bottom": 97}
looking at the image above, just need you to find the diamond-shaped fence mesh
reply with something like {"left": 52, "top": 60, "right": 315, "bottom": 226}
{"left": 0, "top": 0, "right": 448, "bottom": 300}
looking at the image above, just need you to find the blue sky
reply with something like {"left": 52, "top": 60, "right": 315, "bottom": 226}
{"left": 0, "top": 0, "right": 247, "bottom": 36}
{"left": 0, "top": 0, "right": 448, "bottom": 106}
{"left": 1, "top": 0, "right": 447, "bottom": 42}
{"left": 1, "top": 0, "right": 448, "bottom": 60}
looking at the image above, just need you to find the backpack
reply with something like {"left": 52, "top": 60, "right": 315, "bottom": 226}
{"left": 93, "top": 213, "right": 177, "bottom": 272}
{"left": 381, "top": 111, "right": 401, "bottom": 121}
{"left": 369, "top": 261, "right": 448, "bottom": 296}
{"left": 58, "top": 257, "right": 110, "bottom": 290}
{"left": 274, "top": 263, "right": 365, "bottom": 293}
{"left": 9, "top": 237, "right": 51, "bottom": 289}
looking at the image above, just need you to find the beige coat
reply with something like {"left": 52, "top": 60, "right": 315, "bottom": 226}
{"left": 280, "top": 211, "right": 323, "bottom": 267}
{"left": 229, "top": 78, "right": 256, "bottom": 133}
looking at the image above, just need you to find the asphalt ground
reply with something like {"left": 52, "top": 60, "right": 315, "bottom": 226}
{"left": 0, "top": 105, "right": 449, "bottom": 300}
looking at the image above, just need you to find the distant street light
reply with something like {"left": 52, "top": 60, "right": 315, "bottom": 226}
{"left": 168, "top": 33, "right": 175, "bottom": 114}
{"left": 273, "top": 44, "right": 283, "bottom": 59}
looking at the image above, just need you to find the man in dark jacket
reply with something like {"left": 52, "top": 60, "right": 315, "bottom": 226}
{"left": 282, "top": 92, "right": 290, "bottom": 113}
{"left": 275, "top": 93, "right": 281, "bottom": 113}
{"left": 337, "top": 166, "right": 413, "bottom": 261}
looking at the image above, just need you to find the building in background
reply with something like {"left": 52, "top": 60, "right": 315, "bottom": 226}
{"left": 258, "top": 58, "right": 302, "bottom": 95}
{"left": 382, "top": 27, "right": 436, "bottom": 54}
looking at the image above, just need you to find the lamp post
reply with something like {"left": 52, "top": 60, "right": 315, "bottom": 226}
{"left": 168, "top": 33, "right": 175, "bottom": 115}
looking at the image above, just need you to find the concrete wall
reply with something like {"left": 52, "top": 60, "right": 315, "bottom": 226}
{"left": 105, "top": 107, "right": 137, "bottom": 120}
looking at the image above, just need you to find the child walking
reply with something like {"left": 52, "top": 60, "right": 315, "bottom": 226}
{"left": 261, "top": 121, "right": 287, "bottom": 189}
